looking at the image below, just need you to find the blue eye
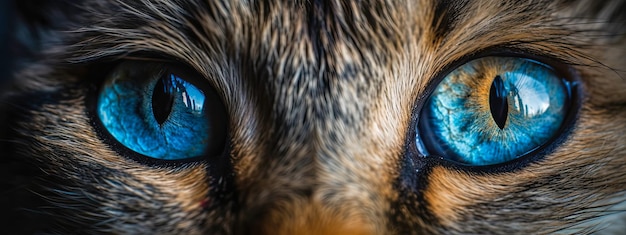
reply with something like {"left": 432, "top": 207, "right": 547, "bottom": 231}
{"left": 417, "top": 57, "right": 574, "bottom": 166}
{"left": 97, "top": 61, "right": 227, "bottom": 160}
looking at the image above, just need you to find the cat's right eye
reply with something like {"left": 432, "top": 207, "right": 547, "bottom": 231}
{"left": 96, "top": 61, "right": 228, "bottom": 161}
{"left": 416, "top": 56, "right": 578, "bottom": 167}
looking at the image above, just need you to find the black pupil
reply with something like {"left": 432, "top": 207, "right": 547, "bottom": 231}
{"left": 489, "top": 75, "right": 508, "bottom": 129}
{"left": 152, "top": 75, "right": 175, "bottom": 125}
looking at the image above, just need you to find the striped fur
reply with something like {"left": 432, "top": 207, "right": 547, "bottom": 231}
{"left": 2, "top": 0, "right": 625, "bottom": 234}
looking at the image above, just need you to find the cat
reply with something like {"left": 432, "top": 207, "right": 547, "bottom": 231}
{"left": 2, "top": 0, "right": 626, "bottom": 234}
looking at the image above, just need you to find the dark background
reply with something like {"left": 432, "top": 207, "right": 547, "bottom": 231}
{"left": 0, "top": 1, "right": 69, "bottom": 232}
{"left": 1, "top": 1, "right": 13, "bottom": 86}
{"left": 1, "top": 0, "right": 69, "bottom": 87}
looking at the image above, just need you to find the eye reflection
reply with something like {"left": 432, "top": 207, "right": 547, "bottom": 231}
{"left": 162, "top": 74, "right": 206, "bottom": 114}
{"left": 507, "top": 72, "right": 550, "bottom": 118}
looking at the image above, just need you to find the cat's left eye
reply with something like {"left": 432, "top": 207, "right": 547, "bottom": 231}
{"left": 416, "top": 56, "right": 576, "bottom": 166}
{"left": 96, "top": 61, "right": 227, "bottom": 161}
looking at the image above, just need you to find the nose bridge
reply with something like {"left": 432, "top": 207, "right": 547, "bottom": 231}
{"left": 241, "top": 164, "right": 385, "bottom": 235}
{"left": 233, "top": 60, "right": 400, "bottom": 235}
{"left": 230, "top": 2, "right": 401, "bottom": 230}
{"left": 314, "top": 130, "right": 396, "bottom": 232}
{"left": 234, "top": 117, "right": 396, "bottom": 235}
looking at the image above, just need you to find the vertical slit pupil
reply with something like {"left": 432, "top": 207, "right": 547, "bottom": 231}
{"left": 489, "top": 75, "right": 508, "bottom": 129}
{"left": 152, "top": 75, "right": 175, "bottom": 125}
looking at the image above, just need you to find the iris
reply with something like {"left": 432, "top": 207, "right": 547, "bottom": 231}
{"left": 417, "top": 57, "right": 572, "bottom": 166}
{"left": 97, "top": 62, "right": 227, "bottom": 160}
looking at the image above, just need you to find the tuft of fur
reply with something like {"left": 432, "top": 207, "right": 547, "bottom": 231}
{"left": 1, "top": 0, "right": 625, "bottom": 234}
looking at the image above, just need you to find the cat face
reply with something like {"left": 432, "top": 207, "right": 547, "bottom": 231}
{"left": 2, "top": 0, "right": 626, "bottom": 234}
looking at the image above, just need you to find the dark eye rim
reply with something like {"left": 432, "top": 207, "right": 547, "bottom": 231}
{"left": 85, "top": 56, "right": 231, "bottom": 168}
{"left": 407, "top": 47, "right": 583, "bottom": 173}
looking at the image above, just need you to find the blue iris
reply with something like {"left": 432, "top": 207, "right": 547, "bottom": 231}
{"left": 97, "top": 62, "right": 227, "bottom": 160}
{"left": 417, "top": 57, "right": 572, "bottom": 166}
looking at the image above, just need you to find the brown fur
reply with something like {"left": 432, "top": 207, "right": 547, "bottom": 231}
{"left": 1, "top": 0, "right": 625, "bottom": 234}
